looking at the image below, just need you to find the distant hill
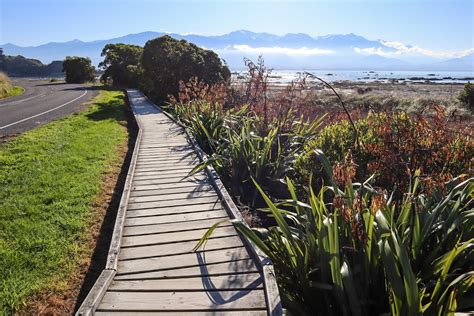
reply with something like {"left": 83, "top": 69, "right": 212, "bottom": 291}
{"left": 426, "top": 53, "right": 474, "bottom": 71}
{"left": 1, "top": 30, "right": 473, "bottom": 71}
{"left": 0, "top": 54, "right": 63, "bottom": 77}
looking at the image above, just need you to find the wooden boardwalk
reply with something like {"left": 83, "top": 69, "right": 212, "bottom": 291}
{"left": 77, "top": 90, "right": 281, "bottom": 315}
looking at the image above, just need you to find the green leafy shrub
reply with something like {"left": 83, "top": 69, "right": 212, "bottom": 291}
{"left": 62, "top": 56, "right": 95, "bottom": 83}
{"left": 169, "top": 75, "right": 325, "bottom": 209}
{"left": 201, "top": 159, "right": 474, "bottom": 315}
{"left": 140, "top": 35, "right": 230, "bottom": 102}
{"left": 457, "top": 81, "right": 474, "bottom": 110}
{"left": 99, "top": 43, "right": 143, "bottom": 87}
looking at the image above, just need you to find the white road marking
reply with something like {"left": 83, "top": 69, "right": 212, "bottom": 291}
{"left": 0, "top": 93, "right": 44, "bottom": 108}
{"left": 0, "top": 89, "right": 88, "bottom": 130}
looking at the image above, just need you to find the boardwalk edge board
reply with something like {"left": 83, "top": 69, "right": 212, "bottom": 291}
{"left": 76, "top": 90, "right": 282, "bottom": 316}
{"left": 76, "top": 91, "right": 142, "bottom": 315}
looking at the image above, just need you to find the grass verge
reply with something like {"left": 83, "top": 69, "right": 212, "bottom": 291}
{"left": 0, "top": 89, "right": 129, "bottom": 313}
{"left": 0, "top": 85, "right": 24, "bottom": 100}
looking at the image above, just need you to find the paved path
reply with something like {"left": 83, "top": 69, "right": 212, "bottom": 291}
{"left": 77, "top": 90, "right": 281, "bottom": 315}
{"left": 0, "top": 79, "right": 97, "bottom": 135}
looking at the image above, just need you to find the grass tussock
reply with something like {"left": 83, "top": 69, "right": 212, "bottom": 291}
{"left": 0, "top": 72, "right": 24, "bottom": 99}
{"left": 0, "top": 89, "right": 128, "bottom": 313}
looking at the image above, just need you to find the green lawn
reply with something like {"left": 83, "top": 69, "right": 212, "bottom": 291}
{"left": 0, "top": 89, "right": 128, "bottom": 313}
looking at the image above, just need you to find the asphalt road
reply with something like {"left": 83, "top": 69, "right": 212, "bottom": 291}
{"left": 0, "top": 79, "right": 98, "bottom": 135}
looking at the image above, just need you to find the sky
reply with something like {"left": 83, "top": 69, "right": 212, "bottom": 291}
{"left": 0, "top": 0, "right": 473, "bottom": 51}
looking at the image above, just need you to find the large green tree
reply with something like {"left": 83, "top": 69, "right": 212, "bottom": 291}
{"left": 99, "top": 43, "right": 143, "bottom": 87}
{"left": 62, "top": 56, "right": 95, "bottom": 83}
{"left": 140, "top": 35, "right": 231, "bottom": 102}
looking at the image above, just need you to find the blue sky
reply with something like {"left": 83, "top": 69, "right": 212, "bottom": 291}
{"left": 1, "top": 0, "right": 472, "bottom": 51}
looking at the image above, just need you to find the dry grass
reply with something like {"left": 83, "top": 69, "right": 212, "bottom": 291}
{"left": 0, "top": 72, "right": 24, "bottom": 99}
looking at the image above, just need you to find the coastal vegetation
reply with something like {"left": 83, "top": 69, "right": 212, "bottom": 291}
{"left": 97, "top": 36, "right": 230, "bottom": 102}
{"left": 458, "top": 81, "right": 474, "bottom": 110}
{"left": 62, "top": 36, "right": 473, "bottom": 314}
{"left": 0, "top": 90, "right": 128, "bottom": 313}
{"left": 159, "top": 55, "right": 473, "bottom": 314}
{"left": 99, "top": 43, "right": 143, "bottom": 87}
{"left": 62, "top": 56, "right": 96, "bottom": 83}
{"left": 0, "top": 72, "right": 24, "bottom": 99}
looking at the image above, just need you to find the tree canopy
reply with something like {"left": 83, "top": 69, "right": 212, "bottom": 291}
{"left": 140, "top": 35, "right": 230, "bottom": 102}
{"left": 99, "top": 43, "right": 143, "bottom": 87}
{"left": 62, "top": 56, "right": 96, "bottom": 83}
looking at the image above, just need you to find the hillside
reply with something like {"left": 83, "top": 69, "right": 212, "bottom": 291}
{"left": 0, "top": 54, "right": 63, "bottom": 77}
{"left": 3, "top": 31, "right": 472, "bottom": 71}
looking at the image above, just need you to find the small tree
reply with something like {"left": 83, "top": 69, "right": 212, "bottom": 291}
{"left": 457, "top": 81, "right": 474, "bottom": 110}
{"left": 140, "top": 35, "right": 230, "bottom": 102}
{"left": 0, "top": 48, "right": 5, "bottom": 71}
{"left": 62, "top": 56, "right": 95, "bottom": 83}
{"left": 99, "top": 43, "right": 143, "bottom": 87}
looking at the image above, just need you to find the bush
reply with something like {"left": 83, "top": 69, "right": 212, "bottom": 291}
{"left": 224, "top": 170, "right": 474, "bottom": 315}
{"left": 62, "top": 56, "right": 95, "bottom": 83}
{"left": 169, "top": 75, "right": 324, "bottom": 209}
{"left": 140, "top": 35, "right": 230, "bottom": 102}
{"left": 457, "top": 81, "right": 474, "bottom": 110}
{"left": 296, "top": 110, "right": 473, "bottom": 198}
{"left": 99, "top": 43, "right": 143, "bottom": 87}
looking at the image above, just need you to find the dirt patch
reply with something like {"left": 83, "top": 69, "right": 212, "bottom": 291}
{"left": 19, "top": 93, "right": 138, "bottom": 316}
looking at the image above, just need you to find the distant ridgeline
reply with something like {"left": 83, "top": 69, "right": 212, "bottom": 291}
{"left": 0, "top": 48, "right": 63, "bottom": 77}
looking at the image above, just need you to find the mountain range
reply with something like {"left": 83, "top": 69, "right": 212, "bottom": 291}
{"left": 2, "top": 30, "right": 473, "bottom": 71}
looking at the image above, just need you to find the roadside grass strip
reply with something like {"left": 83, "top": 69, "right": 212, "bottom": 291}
{"left": 0, "top": 90, "right": 128, "bottom": 313}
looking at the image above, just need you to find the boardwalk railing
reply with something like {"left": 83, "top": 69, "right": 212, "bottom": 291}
{"left": 76, "top": 90, "right": 282, "bottom": 315}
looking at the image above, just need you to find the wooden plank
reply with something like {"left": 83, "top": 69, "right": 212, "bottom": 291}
{"left": 135, "top": 160, "right": 197, "bottom": 167}
{"left": 105, "top": 116, "right": 143, "bottom": 271}
{"left": 132, "top": 170, "right": 197, "bottom": 180}
{"left": 138, "top": 151, "right": 193, "bottom": 157}
{"left": 139, "top": 144, "right": 189, "bottom": 150}
{"left": 76, "top": 269, "right": 115, "bottom": 316}
{"left": 108, "top": 273, "right": 263, "bottom": 291}
{"left": 134, "top": 162, "right": 197, "bottom": 170}
{"left": 127, "top": 196, "right": 221, "bottom": 210}
{"left": 137, "top": 151, "right": 195, "bottom": 157}
{"left": 121, "top": 226, "right": 237, "bottom": 247}
{"left": 132, "top": 173, "right": 198, "bottom": 182}
{"left": 140, "top": 141, "right": 189, "bottom": 146}
{"left": 95, "top": 310, "right": 267, "bottom": 315}
{"left": 126, "top": 203, "right": 225, "bottom": 218}
{"left": 132, "top": 182, "right": 209, "bottom": 192}
{"left": 96, "top": 289, "right": 267, "bottom": 311}
{"left": 136, "top": 163, "right": 196, "bottom": 176}
{"left": 139, "top": 146, "right": 193, "bottom": 152}
{"left": 124, "top": 209, "right": 228, "bottom": 227}
{"left": 263, "top": 264, "right": 282, "bottom": 316}
{"left": 128, "top": 191, "right": 218, "bottom": 204}
{"left": 118, "top": 236, "right": 245, "bottom": 260}
{"left": 116, "top": 259, "right": 259, "bottom": 281}
{"left": 137, "top": 155, "right": 197, "bottom": 161}
{"left": 117, "top": 247, "right": 252, "bottom": 274}
{"left": 122, "top": 217, "right": 230, "bottom": 236}
{"left": 131, "top": 176, "right": 209, "bottom": 186}
{"left": 129, "top": 186, "right": 213, "bottom": 198}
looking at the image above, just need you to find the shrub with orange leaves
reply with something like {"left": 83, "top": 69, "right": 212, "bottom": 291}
{"left": 297, "top": 107, "right": 472, "bottom": 198}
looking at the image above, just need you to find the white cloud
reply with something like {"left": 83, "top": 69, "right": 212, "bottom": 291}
{"left": 355, "top": 41, "right": 474, "bottom": 59}
{"left": 218, "top": 45, "right": 334, "bottom": 56}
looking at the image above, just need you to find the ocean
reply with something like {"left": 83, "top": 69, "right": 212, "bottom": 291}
{"left": 231, "top": 70, "right": 474, "bottom": 84}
